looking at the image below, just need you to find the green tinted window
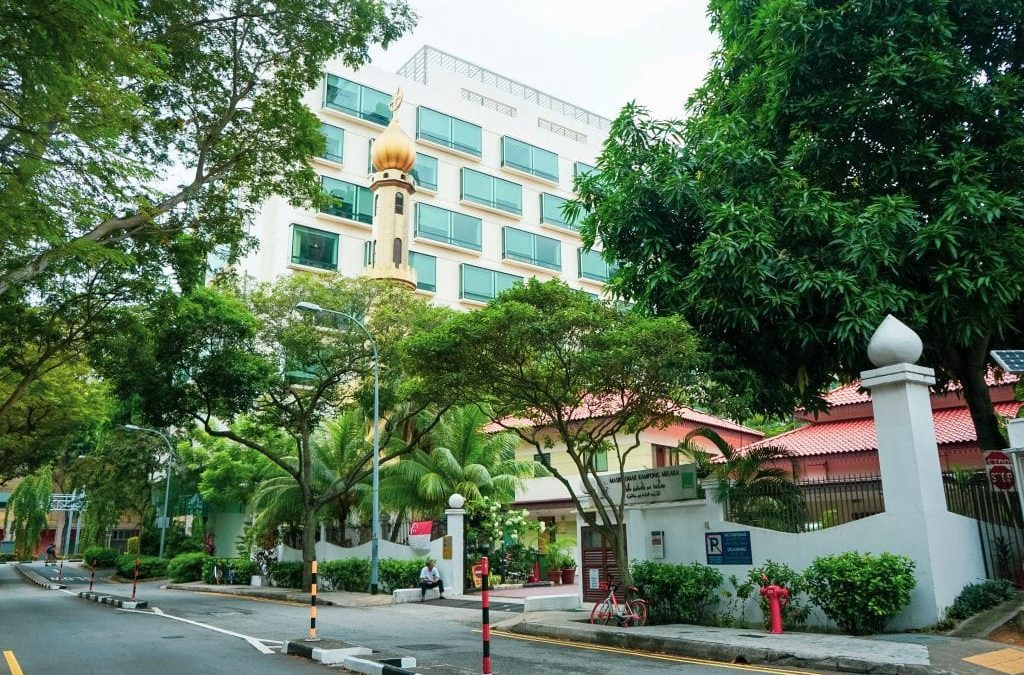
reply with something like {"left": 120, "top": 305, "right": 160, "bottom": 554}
{"left": 502, "top": 227, "right": 561, "bottom": 271}
{"left": 410, "top": 153, "right": 438, "bottom": 190}
{"left": 593, "top": 449, "right": 608, "bottom": 471}
{"left": 578, "top": 248, "right": 617, "bottom": 282}
{"left": 363, "top": 240, "right": 374, "bottom": 267}
{"left": 321, "top": 177, "right": 372, "bottom": 224}
{"left": 460, "top": 264, "right": 522, "bottom": 303}
{"left": 461, "top": 168, "right": 522, "bottom": 215}
{"left": 540, "top": 193, "right": 585, "bottom": 231}
{"left": 320, "top": 123, "right": 344, "bottom": 163}
{"left": 324, "top": 75, "right": 391, "bottom": 126}
{"left": 416, "top": 107, "right": 482, "bottom": 156}
{"left": 415, "top": 203, "right": 482, "bottom": 251}
{"left": 574, "top": 161, "right": 596, "bottom": 178}
{"left": 291, "top": 225, "right": 338, "bottom": 270}
{"left": 502, "top": 137, "right": 558, "bottom": 181}
{"left": 409, "top": 251, "right": 437, "bottom": 292}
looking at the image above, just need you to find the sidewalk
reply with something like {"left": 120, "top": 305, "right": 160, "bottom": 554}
{"left": 164, "top": 581, "right": 393, "bottom": 607}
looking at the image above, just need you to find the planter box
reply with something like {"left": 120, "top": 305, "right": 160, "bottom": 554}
{"left": 250, "top": 575, "right": 264, "bottom": 587}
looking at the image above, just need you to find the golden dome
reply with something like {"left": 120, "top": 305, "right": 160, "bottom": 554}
{"left": 371, "top": 116, "right": 416, "bottom": 173}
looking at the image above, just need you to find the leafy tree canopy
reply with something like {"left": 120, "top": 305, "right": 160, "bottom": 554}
{"left": 575, "top": 1, "right": 1024, "bottom": 449}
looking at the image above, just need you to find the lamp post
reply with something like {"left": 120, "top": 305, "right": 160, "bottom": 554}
{"left": 296, "top": 301, "right": 381, "bottom": 595}
{"left": 124, "top": 425, "right": 175, "bottom": 559}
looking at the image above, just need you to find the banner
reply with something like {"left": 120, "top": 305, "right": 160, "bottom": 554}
{"left": 409, "top": 520, "right": 433, "bottom": 550}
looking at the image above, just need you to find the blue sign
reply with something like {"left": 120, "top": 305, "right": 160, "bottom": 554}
{"left": 705, "top": 531, "right": 752, "bottom": 565}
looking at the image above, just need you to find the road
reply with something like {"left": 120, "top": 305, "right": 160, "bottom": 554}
{"left": 1, "top": 562, "right": 815, "bottom": 675}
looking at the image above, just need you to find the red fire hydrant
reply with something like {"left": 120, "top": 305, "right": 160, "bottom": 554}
{"left": 760, "top": 584, "right": 790, "bottom": 634}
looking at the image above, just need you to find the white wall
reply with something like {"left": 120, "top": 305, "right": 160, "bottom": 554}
{"left": 274, "top": 538, "right": 451, "bottom": 592}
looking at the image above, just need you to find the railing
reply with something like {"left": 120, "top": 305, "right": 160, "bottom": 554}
{"left": 322, "top": 517, "right": 447, "bottom": 548}
{"left": 723, "top": 474, "right": 885, "bottom": 532}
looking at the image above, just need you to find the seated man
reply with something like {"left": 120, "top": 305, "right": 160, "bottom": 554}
{"left": 419, "top": 559, "right": 445, "bottom": 601}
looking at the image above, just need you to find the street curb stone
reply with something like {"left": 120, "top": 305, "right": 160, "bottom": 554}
{"left": 77, "top": 590, "right": 148, "bottom": 610}
{"left": 13, "top": 563, "right": 64, "bottom": 590}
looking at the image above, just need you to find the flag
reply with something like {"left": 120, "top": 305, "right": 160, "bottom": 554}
{"left": 409, "top": 521, "right": 433, "bottom": 551}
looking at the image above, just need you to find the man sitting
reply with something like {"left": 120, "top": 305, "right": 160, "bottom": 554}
{"left": 419, "top": 559, "right": 445, "bottom": 601}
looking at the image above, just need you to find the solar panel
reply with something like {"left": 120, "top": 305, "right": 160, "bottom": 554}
{"left": 991, "top": 350, "right": 1024, "bottom": 374}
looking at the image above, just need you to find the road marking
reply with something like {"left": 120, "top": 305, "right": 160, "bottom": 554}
{"left": 119, "top": 607, "right": 278, "bottom": 655}
{"left": 487, "top": 630, "right": 821, "bottom": 675}
{"left": 3, "top": 651, "right": 24, "bottom": 675}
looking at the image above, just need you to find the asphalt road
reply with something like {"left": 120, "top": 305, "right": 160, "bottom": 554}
{"left": 1, "top": 562, "right": 815, "bottom": 675}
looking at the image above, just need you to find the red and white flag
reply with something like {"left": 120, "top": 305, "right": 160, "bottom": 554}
{"left": 409, "top": 521, "right": 433, "bottom": 551}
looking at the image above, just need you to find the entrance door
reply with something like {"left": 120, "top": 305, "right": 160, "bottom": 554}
{"left": 580, "top": 525, "right": 624, "bottom": 603}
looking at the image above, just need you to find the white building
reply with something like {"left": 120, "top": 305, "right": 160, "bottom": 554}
{"left": 239, "top": 45, "right": 614, "bottom": 307}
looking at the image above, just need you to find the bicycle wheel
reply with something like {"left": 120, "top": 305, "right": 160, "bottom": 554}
{"left": 627, "top": 600, "right": 648, "bottom": 627}
{"left": 590, "top": 599, "right": 614, "bottom": 625}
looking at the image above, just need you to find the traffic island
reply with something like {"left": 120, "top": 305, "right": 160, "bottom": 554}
{"left": 14, "top": 564, "right": 64, "bottom": 590}
{"left": 284, "top": 639, "right": 420, "bottom": 673}
{"left": 77, "top": 590, "right": 148, "bottom": 610}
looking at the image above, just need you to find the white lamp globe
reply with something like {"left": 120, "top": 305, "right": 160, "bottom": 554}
{"left": 448, "top": 493, "right": 465, "bottom": 509}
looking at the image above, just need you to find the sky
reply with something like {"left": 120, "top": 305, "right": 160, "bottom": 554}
{"left": 368, "top": 0, "right": 719, "bottom": 121}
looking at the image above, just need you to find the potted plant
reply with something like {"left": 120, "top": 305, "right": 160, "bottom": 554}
{"left": 546, "top": 550, "right": 563, "bottom": 584}
{"left": 559, "top": 552, "right": 577, "bottom": 585}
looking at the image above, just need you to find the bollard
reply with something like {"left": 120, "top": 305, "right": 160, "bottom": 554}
{"left": 57, "top": 558, "right": 64, "bottom": 583}
{"left": 759, "top": 584, "right": 790, "bottom": 634}
{"left": 89, "top": 559, "right": 96, "bottom": 592}
{"left": 305, "top": 559, "right": 320, "bottom": 642}
{"left": 131, "top": 558, "right": 140, "bottom": 601}
{"left": 481, "top": 555, "right": 491, "bottom": 675}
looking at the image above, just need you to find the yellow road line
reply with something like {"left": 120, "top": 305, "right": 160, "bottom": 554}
{"left": 487, "top": 629, "right": 820, "bottom": 675}
{"left": 3, "top": 650, "right": 24, "bottom": 675}
{"left": 193, "top": 591, "right": 307, "bottom": 607}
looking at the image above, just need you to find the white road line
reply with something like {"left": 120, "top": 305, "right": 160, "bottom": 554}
{"left": 59, "top": 589, "right": 77, "bottom": 596}
{"left": 118, "top": 606, "right": 277, "bottom": 654}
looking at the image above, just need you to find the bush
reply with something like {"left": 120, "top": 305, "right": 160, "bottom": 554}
{"left": 379, "top": 558, "right": 427, "bottom": 592}
{"left": 805, "top": 551, "right": 916, "bottom": 634}
{"left": 202, "top": 557, "right": 255, "bottom": 585}
{"left": 269, "top": 561, "right": 304, "bottom": 589}
{"left": 632, "top": 560, "right": 723, "bottom": 625}
{"left": 0, "top": 553, "right": 15, "bottom": 563}
{"left": 320, "top": 559, "right": 369, "bottom": 591}
{"left": 81, "top": 547, "right": 119, "bottom": 568}
{"left": 125, "top": 536, "right": 140, "bottom": 555}
{"left": 115, "top": 554, "right": 168, "bottom": 579}
{"left": 749, "top": 560, "right": 811, "bottom": 630}
{"left": 168, "top": 552, "right": 212, "bottom": 582}
{"left": 947, "top": 580, "right": 1017, "bottom": 621}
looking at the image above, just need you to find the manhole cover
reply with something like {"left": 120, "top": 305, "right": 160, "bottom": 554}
{"left": 161, "top": 635, "right": 185, "bottom": 639}
{"left": 739, "top": 634, "right": 766, "bottom": 639}
{"left": 208, "top": 611, "right": 243, "bottom": 617}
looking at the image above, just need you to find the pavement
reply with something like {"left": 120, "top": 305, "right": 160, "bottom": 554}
{"left": 160, "top": 579, "right": 1024, "bottom": 674}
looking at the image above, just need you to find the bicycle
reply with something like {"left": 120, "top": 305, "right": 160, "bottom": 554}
{"left": 589, "top": 582, "right": 648, "bottom": 627}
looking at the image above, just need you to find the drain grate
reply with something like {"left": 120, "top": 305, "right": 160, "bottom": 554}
{"left": 739, "top": 634, "right": 766, "bottom": 639}
{"left": 395, "top": 644, "right": 450, "bottom": 651}
{"left": 161, "top": 635, "right": 185, "bottom": 639}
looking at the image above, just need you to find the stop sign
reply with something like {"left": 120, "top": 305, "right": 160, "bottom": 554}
{"left": 985, "top": 451, "right": 1016, "bottom": 491}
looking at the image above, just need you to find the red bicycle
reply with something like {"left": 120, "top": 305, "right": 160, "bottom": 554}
{"left": 589, "top": 582, "right": 648, "bottom": 627}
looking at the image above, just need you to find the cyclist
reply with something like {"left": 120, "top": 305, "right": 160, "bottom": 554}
{"left": 45, "top": 542, "right": 57, "bottom": 566}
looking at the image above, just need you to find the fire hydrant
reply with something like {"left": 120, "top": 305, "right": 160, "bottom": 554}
{"left": 760, "top": 584, "right": 790, "bottom": 634}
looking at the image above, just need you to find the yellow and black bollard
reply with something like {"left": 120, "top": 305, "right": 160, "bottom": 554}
{"left": 305, "top": 559, "right": 321, "bottom": 642}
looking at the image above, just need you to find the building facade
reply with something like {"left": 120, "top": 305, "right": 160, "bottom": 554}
{"left": 238, "top": 45, "right": 614, "bottom": 306}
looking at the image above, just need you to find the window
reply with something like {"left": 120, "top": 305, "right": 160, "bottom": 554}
{"left": 321, "top": 177, "right": 372, "bottom": 225}
{"left": 409, "top": 251, "right": 437, "bottom": 292}
{"left": 461, "top": 168, "right": 522, "bottom": 215}
{"left": 578, "top": 248, "right": 617, "bottom": 282}
{"left": 460, "top": 264, "right": 522, "bottom": 303}
{"left": 410, "top": 153, "right": 438, "bottom": 191}
{"left": 653, "top": 445, "right": 680, "bottom": 468}
{"left": 574, "top": 161, "right": 596, "bottom": 178}
{"left": 593, "top": 449, "right": 608, "bottom": 472}
{"left": 395, "top": 193, "right": 404, "bottom": 215}
{"left": 363, "top": 240, "right": 374, "bottom": 267}
{"left": 502, "top": 227, "right": 561, "bottom": 271}
{"left": 324, "top": 75, "right": 391, "bottom": 126}
{"left": 415, "top": 203, "right": 482, "bottom": 251}
{"left": 417, "top": 106, "right": 482, "bottom": 156}
{"left": 319, "top": 123, "right": 344, "bottom": 163}
{"left": 502, "top": 137, "right": 558, "bottom": 181}
{"left": 534, "top": 452, "right": 551, "bottom": 467}
{"left": 540, "top": 193, "right": 583, "bottom": 231}
{"left": 290, "top": 225, "right": 338, "bottom": 270}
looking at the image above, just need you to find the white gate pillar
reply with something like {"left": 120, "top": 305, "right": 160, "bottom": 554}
{"left": 445, "top": 494, "right": 466, "bottom": 597}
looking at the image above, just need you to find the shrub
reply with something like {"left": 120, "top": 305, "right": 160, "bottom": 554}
{"left": 804, "top": 551, "right": 916, "bottom": 634}
{"left": 379, "top": 558, "right": 427, "bottom": 592}
{"left": 0, "top": 553, "right": 16, "bottom": 563}
{"left": 201, "top": 557, "right": 255, "bottom": 584}
{"left": 125, "top": 536, "right": 140, "bottom": 555}
{"left": 168, "top": 552, "right": 212, "bottom": 582}
{"left": 320, "top": 559, "right": 370, "bottom": 591}
{"left": 81, "top": 547, "right": 119, "bottom": 568}
{"left": 269, "top": 561, "right": 304, "bottom": 589}
{"left": 947, "top": 580, "right": 1017, "bottom": 621}
{"left": 632, "top": 560, "right": 723, "bottom": 625}
{"left": 749, "top": 560, "right": 811, "bottom": 630}
{"left": 115, "top": 554, "right": 168, "bottom": 579}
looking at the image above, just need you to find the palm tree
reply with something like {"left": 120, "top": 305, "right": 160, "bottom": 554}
{"left": 682, "top": 427, "right": 806, "bottom": 532}
{"left": 376, "top": 405, "right": 548, "bottom": 519}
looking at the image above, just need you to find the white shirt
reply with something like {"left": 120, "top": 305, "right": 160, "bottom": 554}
{"left": 420, "top": 565, "right": 440, "bottom": 582}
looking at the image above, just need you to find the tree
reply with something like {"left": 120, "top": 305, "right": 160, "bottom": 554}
{"left": 405, "top": 279, "right": 712, "bottom": 584}
{"left": 376, "top": 405, "right": 548, "bottom": 519}
{"left": 575, "top": 2, "right": 1024, "bottom": 450}
{"left": 3, "top": 469, "right": 52, "bottom": 558}
{"left": 682, "top": 427, "right": 805, "bottom": 532}
{"left": 103, "top": 274, "right": 450, "bottom": 588}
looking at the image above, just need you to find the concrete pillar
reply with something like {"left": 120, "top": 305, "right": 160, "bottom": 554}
{"left": 445, "top": 494, "right": 466, "bottom": 596}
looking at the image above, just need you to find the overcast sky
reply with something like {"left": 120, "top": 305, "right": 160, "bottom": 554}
{"left": 368, "top": 0, "right": 719, "bottom": 121}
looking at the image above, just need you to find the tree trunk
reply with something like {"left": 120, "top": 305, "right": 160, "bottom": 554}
{"left": 301, "top": 505, "right": 317, "bottom": 592}
{"left": 949, "top": 343, "right": 1005, "bottom": 452}
{"left": 601, "top": 524, "right": 632, "bottom": 587}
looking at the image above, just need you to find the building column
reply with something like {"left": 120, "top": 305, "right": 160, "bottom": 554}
{"left": 445, "top": 495, "right": 466, "bottom": 597}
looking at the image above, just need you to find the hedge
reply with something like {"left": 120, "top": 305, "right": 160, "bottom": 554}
{"left": 268, "top": 558, "right": 427, "bottom": 591}
{"left": 805, "top": 551, "right": 916, "bottom": 634}
{"left": 268, "top": 561, "right": 303, "bottom": 588}
{"left": 202, "top": 558, "right": 255, "bottom": 585}
{"left": 115, "top": 554, "right": 168, "bottom": 579}
{"left": 81, "top": 547, "right": 119, "bottom": 568}
{"left": 167, "top": 552, "right": 212, "bottom": 582}
{"left": 632, "top": 560, "right": 723, "bottom": 625}
{"left": 947, "top": 580, "right": 1016, "bottom": 621}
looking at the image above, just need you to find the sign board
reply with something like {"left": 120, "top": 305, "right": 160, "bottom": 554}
{"left": 155, "top": 516, "right": 170, "bottom": 529}
{"left": 650, "top": 530, "right": 665, "bottom": 559}
{"left": 705, "top": 531, "right": 752, "bottom": 565}
{"left": 985, "top": 450, "right": 1016, "bottom": 491}
{"left": 588, "top": 567, "right": 601, "bottom": 590}
{"left": 598, "top": 465, "right": 698, "bottom": 506}
{"left": 442, "top": 535, "right": 453, "bottom": 560}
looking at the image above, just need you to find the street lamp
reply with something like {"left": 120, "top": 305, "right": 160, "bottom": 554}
{"left": 296, "top": 301, "right": 382, "bottom": 595}
{"left": 124, "top": 424, "right": 175, "bottom": 559}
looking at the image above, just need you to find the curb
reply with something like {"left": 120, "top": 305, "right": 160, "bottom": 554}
{"left": 284, "top": 640, "right": 419, "bottom": 673}
{"left": 77, "top": 590, "right": 148, "bottom": 610}
{"left": 165, "top": 582, "right": 335, "bottom": 605}
{"left": 504, "top": 622, "right": 952, "bottom": 675}
{"left": 335, "top": 655, "right": 421, "bottom": 675}
{"left": 13, "top": 564, "right": 64, "bottom": 590}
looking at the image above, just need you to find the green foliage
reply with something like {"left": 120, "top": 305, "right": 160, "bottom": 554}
{"left": 631, "top": 560, "right": 723, "bottom": 625}
{"left": 115, "top": 554, "right": 168, "bottom": 579}
{"left": 716, "top": 574, "right": 755, "bottom": 628}
{"left": 947, "top": 580, "right": 1017, "bottom": 621}
{"left": 379, "top": 558, "right": 428, "bottom": 592}
{"left": 749, "top": 560, "right": 811, "bottom": 630}
{"left": 3, "top": 469, "right": 52, "bottom": 558}
{"left": 320, "top": 558, "right": 370, "bottom": 591}
{"left": 202, "top": 558, "right": 255, "bottom": 585}
{"left": 167, "top": 552, "right": 213, "bottom": 583}
{"left": 805, "top": 552, "right": 916, "bottom": 634}
{"left": 269, "top": 561, "right": 305, "bottom": 589}
{"left": 125, "top": 536, "right": 140, "bottom": 555}
{"left": 81, "top": 547, "right": 119, "bottom": 568}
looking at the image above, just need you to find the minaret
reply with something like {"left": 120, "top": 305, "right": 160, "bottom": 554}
{"left": 366, "top": 89, "right": 417, "bottom": 289}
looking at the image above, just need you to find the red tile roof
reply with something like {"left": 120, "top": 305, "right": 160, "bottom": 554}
{"left": 761, "top": 402, "right": 1022, "bottom": 457}
{"left": 822, "top": 372, "right": 1019, "bottom": 408}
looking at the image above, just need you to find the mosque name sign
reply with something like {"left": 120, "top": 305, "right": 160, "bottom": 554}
{"left": 599, "top": 465, "right": 698, "bottom": 506}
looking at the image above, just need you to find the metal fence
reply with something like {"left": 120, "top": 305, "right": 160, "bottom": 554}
{"left": 724, "top": 474, "right": 885, "bottom": 532}
{"left": 942, "top": 471, "right": 1024, "bottom": 582}
{"left": 323, "top": 517, "right": 447, "bottom": 548}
